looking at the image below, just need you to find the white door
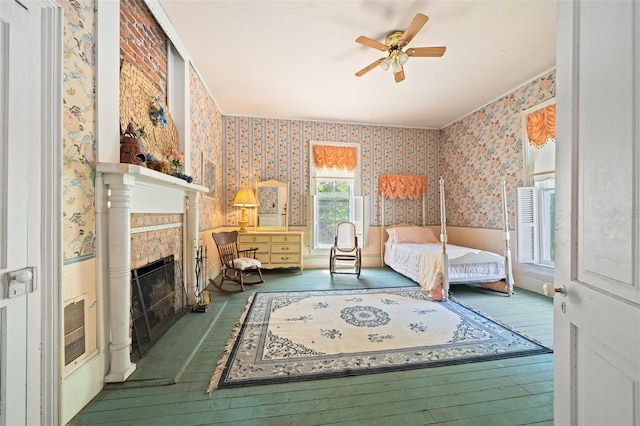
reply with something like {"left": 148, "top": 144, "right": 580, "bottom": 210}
{"left": 0, "top": 1, "right": 42, "bottom": 425}
{"left": 554, "top": 1, "right": 640, "bottom": 425}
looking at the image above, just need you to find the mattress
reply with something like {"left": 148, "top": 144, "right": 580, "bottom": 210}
{"left": 384, "top": 242, "right": 505, "bottom": 288}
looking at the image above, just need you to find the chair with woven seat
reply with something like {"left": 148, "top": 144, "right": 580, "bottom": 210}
{"left": 329, "top": 222, "right": 361, "bottom": 278}
{"left": 210, "top": 230, "right": 264, "bottom": 294}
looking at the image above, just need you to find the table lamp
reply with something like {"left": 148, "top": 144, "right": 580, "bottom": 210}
{"left": 233, "top": 188, "right": 257, "bottom": 232}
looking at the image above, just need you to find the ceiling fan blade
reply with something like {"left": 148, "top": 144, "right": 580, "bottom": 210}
{"left": 399, "top": 13, "right": 428, "bottom": 47}
{"left": 394, "top": 68, "right": 405, "bottom": 83}
{"left": 407, "top": 46, "right": 447, "bottom": 57}
{"left": 356, "top": 36, "right": 389, "bottom": 52}
{"left": 355, "top": 58, "right": 385, "bottom": 77}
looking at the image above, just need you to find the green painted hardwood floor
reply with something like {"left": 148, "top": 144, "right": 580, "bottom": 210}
{"left": 70, "top": 268, "right": 554, "bottom": 426}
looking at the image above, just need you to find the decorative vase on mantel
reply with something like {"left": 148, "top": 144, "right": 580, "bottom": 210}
{"left": 120, "top": 122, "right": 147, "bottom": 167}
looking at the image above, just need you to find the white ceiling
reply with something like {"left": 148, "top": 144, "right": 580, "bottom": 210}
{"left": 157, "top": 0, "right": 556, "bottom": 129}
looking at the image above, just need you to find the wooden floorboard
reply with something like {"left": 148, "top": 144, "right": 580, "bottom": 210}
{"left": 69, "top": 268, "right": 554, "bottom": 425}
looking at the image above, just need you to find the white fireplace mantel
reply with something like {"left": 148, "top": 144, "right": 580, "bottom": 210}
{"left": 96, "top": 163, "right": 208, "bottom": 383}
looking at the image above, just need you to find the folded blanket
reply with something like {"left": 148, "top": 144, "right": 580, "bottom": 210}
{"left": 417, "top": 252, "right": 443, "bottom": 291}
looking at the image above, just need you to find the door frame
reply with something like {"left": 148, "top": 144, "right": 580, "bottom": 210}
{"left": 37, "top": 1, "right": 63, "bottom": 423}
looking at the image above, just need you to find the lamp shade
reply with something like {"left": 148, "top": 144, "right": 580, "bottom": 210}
{"left": 233, "top": 188, "right": 257, "bottom": 207}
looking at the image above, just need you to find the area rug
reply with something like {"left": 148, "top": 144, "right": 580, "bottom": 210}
{"left": 207, "top": 287, "right": 551, "bottom": 392}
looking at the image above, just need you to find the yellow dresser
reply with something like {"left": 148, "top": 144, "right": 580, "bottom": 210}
{"left": 237, "top": 231, "right": 304, "bottom": 272}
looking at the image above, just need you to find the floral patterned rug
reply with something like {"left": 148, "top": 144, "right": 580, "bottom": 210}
{"left": 207, "top": 287, "right": 551, "bottom": 392}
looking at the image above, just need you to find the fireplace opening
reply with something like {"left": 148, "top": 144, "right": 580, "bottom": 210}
{"left": 131, "top": 255, "right": 188, "bottom": 358}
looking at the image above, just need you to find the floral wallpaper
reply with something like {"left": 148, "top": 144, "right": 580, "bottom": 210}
{"left": 62, "top": 0, "right": 96, "bottom": 264}
{"left": 439, "top": 70, "right": 556, "bottom": 229}
{"left": 223, "top": 118, "right": 439, "bottom": 227}
{"left": 190, "top": 66, "right": 223, "bottom": 231}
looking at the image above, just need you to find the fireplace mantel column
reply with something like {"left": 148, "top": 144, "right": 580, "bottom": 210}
{"left": 104, "top": 176, "right": 136, "bottom": 383}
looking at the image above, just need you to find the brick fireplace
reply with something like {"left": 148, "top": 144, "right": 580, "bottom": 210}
{"left": 97, "top": 163, "right": 207, "bottom": 382}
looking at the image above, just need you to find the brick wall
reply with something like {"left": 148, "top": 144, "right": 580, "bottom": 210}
{"left": 120, "top": 0, "right": 167, "bottom": 95}
{"left": 130, "top": 213, "right": 183, "bottom": 270}
{"left": 121, "top": 1, "right": 183, "bottom": 297}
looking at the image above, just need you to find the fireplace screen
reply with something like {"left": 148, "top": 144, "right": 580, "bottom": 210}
{"left": 131, "top": 255, "right": 187, "bottom": 357}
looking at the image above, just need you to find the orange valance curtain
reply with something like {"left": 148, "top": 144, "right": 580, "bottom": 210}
{"left": 312, "top": 144, "right": 357, "bottom": 171}
{"left": 526, "top": 104, "right": 556, "bottom": 148}
{"left": 379, "top": 174, "right": 427, "bottom": 199}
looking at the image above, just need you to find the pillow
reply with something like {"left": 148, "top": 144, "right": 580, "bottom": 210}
{"left": 387, "top": 226, "right": 439, "bottom": 244}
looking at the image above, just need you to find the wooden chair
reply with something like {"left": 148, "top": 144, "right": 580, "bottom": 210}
{"left": 329, "top": 222, "right": 361, "bottom": 277}
{"left": 209, "top": 230, "right": 264, "bottom": 294}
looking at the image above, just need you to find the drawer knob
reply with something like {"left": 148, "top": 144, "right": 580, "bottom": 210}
{"left": 281, "top": 256, "right": 289, "bottom": 261}
{"left": 282, "top": 246, "right": 290, "bottom": 251}
{"left": 252, "top": 237, "right": 257, "bottom": 241}
{"left": 283, "top": 237, "right": 288, "bottom": 241}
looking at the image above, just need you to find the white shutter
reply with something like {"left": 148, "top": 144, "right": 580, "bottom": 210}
{"left": 308, "top": 195, "right": 317, "bottom": 249}
{"left": 516, "top": 186, "right": 538, "bottom": 263}
{"left": 352, "top": 196, "right": 367, "bottom": 247}
{"left": 362, "top": 196, "right": 370, "bottom": 248}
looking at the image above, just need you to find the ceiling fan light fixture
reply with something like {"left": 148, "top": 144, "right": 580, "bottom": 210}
{"left": 380, "top": 57, "right": 392, "bottom": 71}
{"left": 398, "top": 51, "right": 409, "bottom": 65}
{"left": 392, "top": 59, "right": 402, "bottom": 73}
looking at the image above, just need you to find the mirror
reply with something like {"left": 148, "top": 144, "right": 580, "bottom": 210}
{"left": 256, "top": 180, "right": 288, "bottom": 231}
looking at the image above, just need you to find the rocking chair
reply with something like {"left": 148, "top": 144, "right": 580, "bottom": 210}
{"left": 329, "top": 222, "right": 361, "bottom": 277}
{"left": 209, "top": 230, "right": 264, "bottom": 294}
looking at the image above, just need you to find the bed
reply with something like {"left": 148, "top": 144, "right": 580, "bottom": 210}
{"left": 379, "top": 175, "right": 514, "bottom": 300}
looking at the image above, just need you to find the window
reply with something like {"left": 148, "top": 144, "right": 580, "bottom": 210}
{"left": 314, "top": 180, "right": 353, "bottom": 247}
{"left": 517, "top": 99, "right": 556, "bottom": 268}
{"left": 309, "top": 142, "right": 364, "bottom": 250}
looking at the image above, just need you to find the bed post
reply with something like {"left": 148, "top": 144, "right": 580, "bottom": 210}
{"left": 380, "top": 196, "right": 385, "bottom": 266}
{"left": 439, "top": 177, "right": 450, "bottom": 301}
{"left": 501, "top": 180, "right": 515, "bottom": 296}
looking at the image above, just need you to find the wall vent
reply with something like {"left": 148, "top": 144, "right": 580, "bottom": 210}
{"left": 64, "top": 300, "right": 85, "bottom": 366}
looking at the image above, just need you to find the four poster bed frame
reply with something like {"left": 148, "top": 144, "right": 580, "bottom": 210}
{"left": 380, "top": 175, "right": 514, "bottom": 300}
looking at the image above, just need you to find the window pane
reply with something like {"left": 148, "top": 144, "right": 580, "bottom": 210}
{"left": 316, "top": 181, "right": 352, "bottom": 198}
{"left": 317, "top": 199, "right": 337, "bottom": 246}
{"left": 317, "top": 181, "right": 335, "bottom": 195}
{"left": 334, "top": 182, "right": 351, "bottom": 196}
{"left": 540, "top": 188, "right": 555, "bottom": 266}
{"left": 334, "top": 199, "right": 350, "bottom": 222}
{"left": 549, "top": 192, "right": 555, "bottom": 262}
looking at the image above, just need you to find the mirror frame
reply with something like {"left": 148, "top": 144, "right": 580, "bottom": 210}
{"left": 255, "top": 179, "right": 289, "bottom": 231}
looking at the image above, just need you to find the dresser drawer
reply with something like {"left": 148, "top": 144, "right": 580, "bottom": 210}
{"left": 270, "top": 253, "right": 301, "bottom": 264}
{"left": 239, "top": 234, "right": 270, "bottom": 244}
{"left": 238, "top": 242, "right": 270, "bottom": 253}
{"left": 271, "top": 234, "right": 300, "bottom": 243}
{"left": 271, "top": 243, "right": 300, "bottom": 254}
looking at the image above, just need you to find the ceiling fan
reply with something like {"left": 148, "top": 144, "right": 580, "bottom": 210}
{"left": 355, "top": 13, "right": 446, "bottom": 83}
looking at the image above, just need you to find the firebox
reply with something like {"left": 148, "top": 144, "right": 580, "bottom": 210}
{"left": 130, "top": 255, "right": 187, "bottom": 357}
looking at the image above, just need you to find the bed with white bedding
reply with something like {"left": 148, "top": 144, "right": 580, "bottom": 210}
{"left": 379, "top": 176, "right": 514, "bottom": 300}
{"left": 383, "top": 237, "right": 506, "bottom": 291}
